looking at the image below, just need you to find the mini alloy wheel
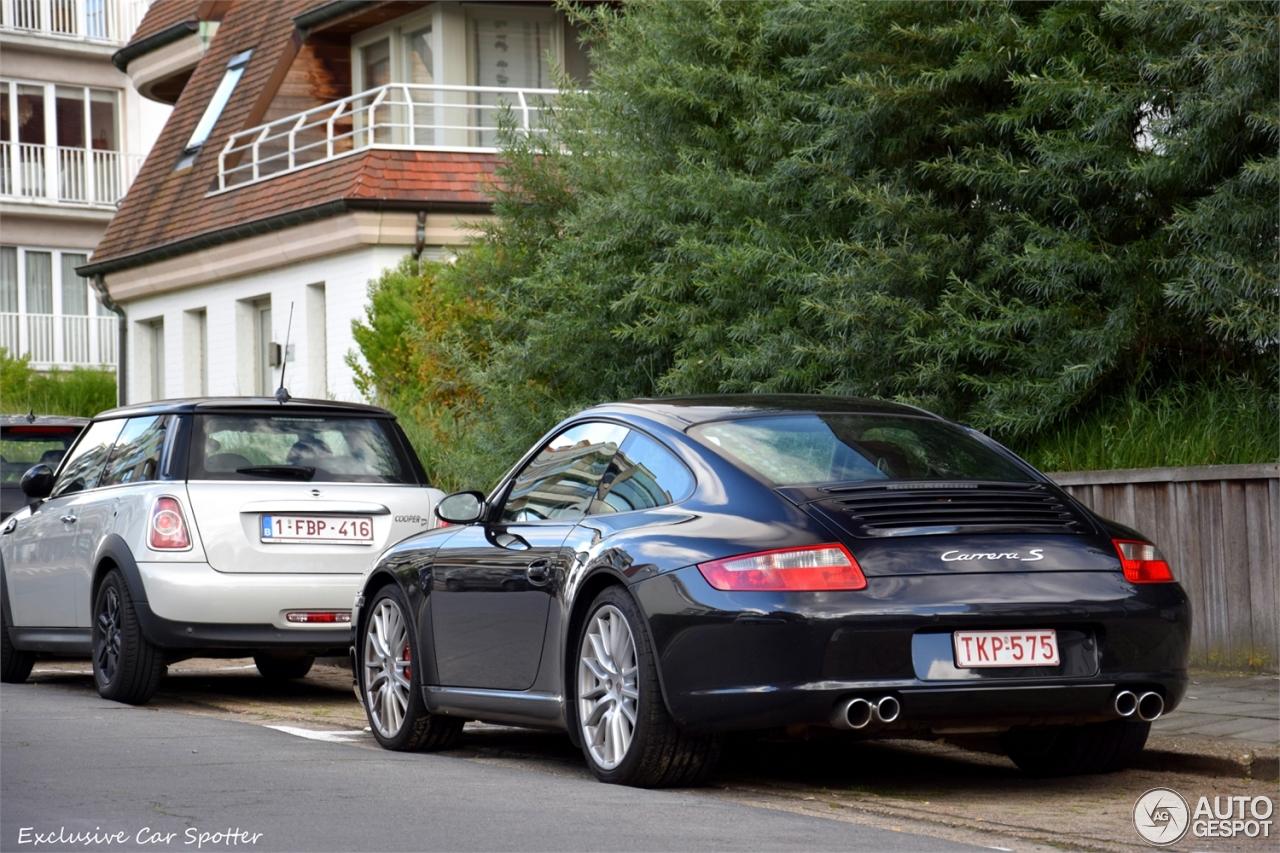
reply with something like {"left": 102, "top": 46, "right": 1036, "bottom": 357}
{"left": 95, "top": 583, "right": 122, "bottom": 685}
{"left": 91, "top": 570, "right": 164, "bottom": 705}
{"left": 578, "top": 604, "right": 639, "bottom": 770}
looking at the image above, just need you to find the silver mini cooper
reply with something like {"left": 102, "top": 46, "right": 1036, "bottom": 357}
{"left": 0, "top": 398, "right": 443, "bottom": 704}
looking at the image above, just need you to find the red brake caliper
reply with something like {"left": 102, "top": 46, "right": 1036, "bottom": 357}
{"left": 403, "top": 644, "right": 411, "bottom": 681}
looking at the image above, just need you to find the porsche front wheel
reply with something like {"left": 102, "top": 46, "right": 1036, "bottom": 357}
{"left": 361, "top": 585, "right": 461, "bottom": 751}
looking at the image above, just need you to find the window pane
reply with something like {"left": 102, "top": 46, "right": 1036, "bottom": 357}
{"left": 404, "top": 26, "right": 433, "bottom": 84}
{"left": 61, "top": 253, "right": 88, "bottom": 315}
{"left": 594, "top": 432, "right": 694, "bottom": 514}
{"left": 694, "top": 415, "right": 1033, "bottom": 486}
{"left": 0, "top": 247, "right": 17, "bottom": 312}
{"left": 362, "top": 38, "right": 391, "bottom": 88}
{"left": 25, "top": 251, "right": 52, "bottom": 314}
{"left": 501, "top": 422, "right": 627, "bottom": 523}
{"left": 89, "top": 89, "right": 117, "bottom": 151}
{"left": 55, "top": 87, "right": 85, "bottom": 148}
{"left": 51, "top": 418, "right": 125, "bottom": 497}
{"left": 1, "top": 431, "right": 79, "bottom": 484}
{"left": 474, "top": 18, "right": 554, "bottom": 89}
{"left": 185, "top": 51, "right": 252, "bottom": 153}
{"left": 1, "top": 82, "right": 9, "bottom": 142}
{"left": 17, "top": 85, "right": 45, "bottom": 145}
{"left": 191, "top": 415, "right": 413, "bottom": 483}
{"left": 100, "top": 416, "right": 167, "bottom": 487}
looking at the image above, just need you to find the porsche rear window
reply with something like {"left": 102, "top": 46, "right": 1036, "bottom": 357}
{"left": 190, "top": 415, "right": 412, "bottom": 483}
{"left": 692, "top": 414, "right": 1032, "bottom": 486}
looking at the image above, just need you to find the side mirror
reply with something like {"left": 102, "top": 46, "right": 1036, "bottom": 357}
{"left": 20, "top": 464, "right": 54, "bottom": 500}
{"left": 435, "top": 490, "right": 486, "bottom": 525}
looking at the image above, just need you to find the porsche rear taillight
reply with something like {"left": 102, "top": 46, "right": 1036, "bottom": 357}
{"left": 149, "top": 497, "right": 191, "bottom": 550}
{"left": 1113, "top": 539, "right": 1174, "bottom": 583}
{"left": 697, "top": 544, "right": 867, "bottom": 591}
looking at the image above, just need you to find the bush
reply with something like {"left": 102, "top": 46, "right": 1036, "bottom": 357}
{"left": 0, "top": 349, "right": 116, "bottom": 418}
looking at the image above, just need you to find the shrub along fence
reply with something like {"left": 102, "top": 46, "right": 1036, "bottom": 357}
{"left": 1051, "top": 464, "right": 1279, "bottom": 672}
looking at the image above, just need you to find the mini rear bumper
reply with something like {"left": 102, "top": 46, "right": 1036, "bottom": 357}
{"left": 632, "top": 567, "right": 1190, "bottom": 733}
{"left": 134, "top": 561, "right": 355, "bottom": 652}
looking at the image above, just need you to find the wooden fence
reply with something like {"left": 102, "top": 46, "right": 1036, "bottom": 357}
{"left": 1051, "top": 463, "right": 1279, "bottom": 672}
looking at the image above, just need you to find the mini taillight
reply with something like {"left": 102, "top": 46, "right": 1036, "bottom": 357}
{"left": 150, "top": 497, "right": 190, "bottom": 549}
{"left": 285, "top": 611, "right": 351, "bottom": 624}
{"left": 1113, "top": 539, "right": 1174, "bottom": 583}
{"left": 697, "top": 544, "right": 867, "bottom": 591}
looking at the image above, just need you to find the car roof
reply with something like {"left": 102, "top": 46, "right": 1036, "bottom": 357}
{"left": 586, "top": 394, "right": 944, "bottom": 427}
{"left": 87, "top": 397, "right": 393, "bottom": 420}
{"left": 0, "top": 414, "right": 90, "bottom": 427}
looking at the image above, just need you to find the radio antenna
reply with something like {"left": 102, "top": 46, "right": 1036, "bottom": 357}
{"left": 275, "top": 301, "right": 294, "bottom": 404}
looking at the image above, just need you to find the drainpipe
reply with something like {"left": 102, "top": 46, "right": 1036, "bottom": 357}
{"left": 413, "top": 210, "right": 427, "bottom": 264}
{"left": 92, "top": 274, "right": 127, "bottom": 407}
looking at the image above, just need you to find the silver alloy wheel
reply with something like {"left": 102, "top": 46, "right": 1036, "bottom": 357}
{"left": 95, "top": 585, "right": 121, "bottom": 683}
{"left": 363, "top": 596, "right": 412, "bottom": 738}
{"left": 578, "top": 604, "right": 639, "bottom": 770}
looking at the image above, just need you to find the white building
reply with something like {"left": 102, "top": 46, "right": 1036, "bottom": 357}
{"left": 80, "top": 0, "right": 590, "bottom": 405}
{"left": 1, "top": 0, "right": 169, "bottom": 375}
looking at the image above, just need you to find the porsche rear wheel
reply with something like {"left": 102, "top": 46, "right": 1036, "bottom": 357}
{"left": 576, "top": 585, "right": 721, "bottom": 787}
{"left": 361, "top": 585, "right": 462, "bottom": 751}
{"left": 1002, "top": 719, "right": 1151, "bottom": 777}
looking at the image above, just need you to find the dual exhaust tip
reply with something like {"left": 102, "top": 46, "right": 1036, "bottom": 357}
{"left": 831, "top": 695, "right": 900, "bottom": 730}
{"left": 1114, "top": 689, "right": 1164, "bottom": 722}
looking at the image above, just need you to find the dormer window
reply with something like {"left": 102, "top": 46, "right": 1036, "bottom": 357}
{"left": 176, "top": 49, "right": 252, "bottom": 169}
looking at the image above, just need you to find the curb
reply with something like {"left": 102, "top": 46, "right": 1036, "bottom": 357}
{"left": 1136, "top": 749, "right": 1279, "bottom": 781}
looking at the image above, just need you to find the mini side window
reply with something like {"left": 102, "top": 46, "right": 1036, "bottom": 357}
{"left": 591, "top": 431, "right": 694, "bottom": 514}
{"left": 99, "top": 416, "right": 168, "bottom": 488}
{"left": 49, "top": 419, "right": 125, "bottom": 498}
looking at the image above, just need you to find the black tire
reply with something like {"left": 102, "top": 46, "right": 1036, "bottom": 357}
{"left": 360, "top": 585, "right": 462, "bottom": 751}
{"left": 574, "top": 585, "right": 722, "bottom": 788}
{"left": 1, "top": 601, "right": 35, "bottom": 684}
{"left": 253, "top": 655, "right": 315, "bottom": 680}
{"left": 1002, "top": 719, "right": 1151, "bottom": 777}
{"left": 92, "top": 570, "right": 165, "bottom": 705}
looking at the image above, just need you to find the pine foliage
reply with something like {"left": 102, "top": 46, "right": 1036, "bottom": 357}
{"left": 353, "top": 0, "right": 1277, "bottom": 484}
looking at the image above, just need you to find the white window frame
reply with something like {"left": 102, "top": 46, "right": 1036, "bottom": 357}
{"left": 352, "top": 7, "right": 439, "bottom": 94}
{"left": 0, "top": 244, "right": 112, "bottom": 367}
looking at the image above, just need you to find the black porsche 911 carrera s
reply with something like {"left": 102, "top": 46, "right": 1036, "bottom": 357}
{"left": 351, "top": 395, "right": 1190, "bottom": 787}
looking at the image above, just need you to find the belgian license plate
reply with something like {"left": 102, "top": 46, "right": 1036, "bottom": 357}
{"left": 261, "top": 515, "right": 373, "bottom": 544}
{"left": 953, "top": 629, "right": 1059, "bottom": 668}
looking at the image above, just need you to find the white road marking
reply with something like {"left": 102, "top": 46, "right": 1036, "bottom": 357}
{"left": 265, "top": 725, "right": 370, "bottom": 743}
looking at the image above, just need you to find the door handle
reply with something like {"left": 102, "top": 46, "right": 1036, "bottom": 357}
{"left": 525, "top": 558, "right": 552, "bottom": 585}
{"left": 60, "top": 514, "right": 78, "bottom": 524}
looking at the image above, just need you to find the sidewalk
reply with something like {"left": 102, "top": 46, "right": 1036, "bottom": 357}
{"left": 1141, "top": 671, "right": 1279, "bottom": 780}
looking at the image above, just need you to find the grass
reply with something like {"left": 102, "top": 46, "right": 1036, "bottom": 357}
{"left": 1012, "top": 379, "right": 1278, "bottom": 472}
{"left": 0, "top": 349, "right": 117, "bottom": 418}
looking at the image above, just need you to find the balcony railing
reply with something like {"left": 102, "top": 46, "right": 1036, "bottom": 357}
{"left": 0, "top": 141, "right": 142, "bottom": 207}
{"left": 1, "top": 310, "right": 116, "bottom": 369}
{"left": 217, "top": 83, "right": 564, "bottom": 191}
{"left": 0, "top": 0, "right": 149, "bottom": 45}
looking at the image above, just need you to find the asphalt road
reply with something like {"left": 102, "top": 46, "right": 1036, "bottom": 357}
{"left": 0, "top": 683, "right": 981, "bottom": 853}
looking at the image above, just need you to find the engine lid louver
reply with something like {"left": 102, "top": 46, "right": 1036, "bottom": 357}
{"left": 809, "top": 481, "right": 1091, "bottom": 539}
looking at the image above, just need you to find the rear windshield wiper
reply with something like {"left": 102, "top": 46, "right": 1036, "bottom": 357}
{"left": 235, "top": 465, "right": 316, "bottom": 481}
